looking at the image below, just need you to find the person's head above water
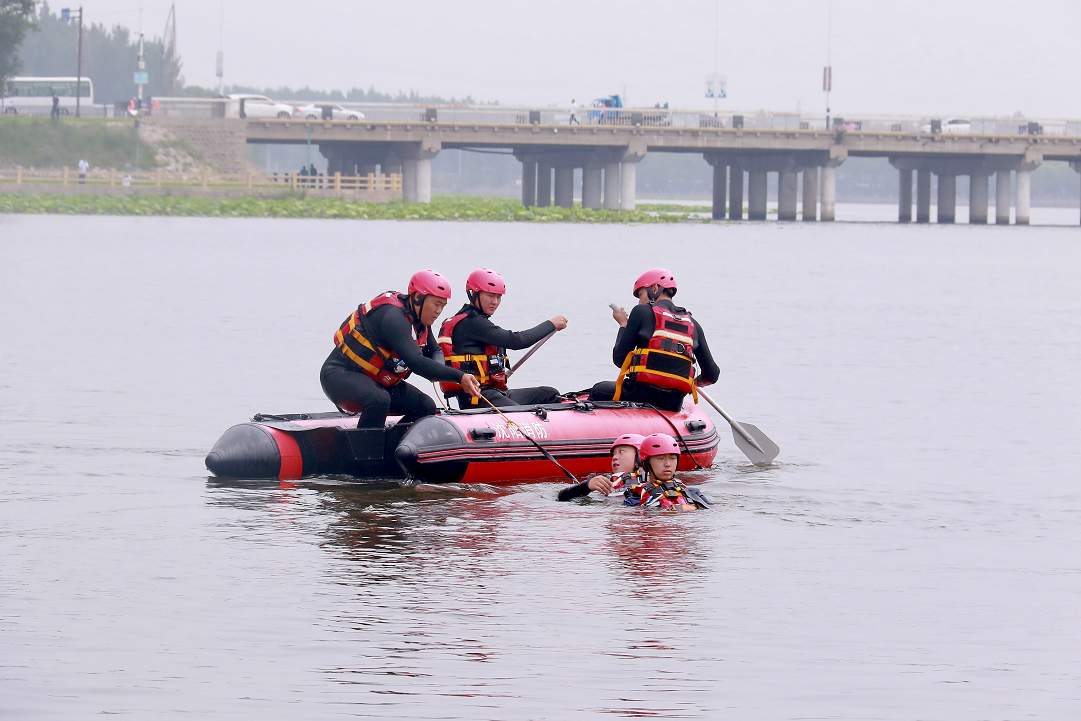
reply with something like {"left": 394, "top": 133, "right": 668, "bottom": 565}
{"left": 610, "top": 433, "right": 644, "bottom": 474}
{"left": 639, "top": 432, "right": 680, "bottom": 481}
{"left": 465, "top": 267, "right": 505, "bottom": 317}
{"left": 407, "top": 269, "right": 452, "bottom": 327}
{"left": 632, "top": 268, "right": 677, "bottom": 304}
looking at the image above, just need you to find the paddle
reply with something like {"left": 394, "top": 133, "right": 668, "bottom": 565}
{"left": 476, "top": 393, "right": 579, "bottom": 483}
{"left": 505, "top": 331, "right": 556, "bottom": 379}
{"left": 697, "top": 388, "right": 780, "bottom": 466}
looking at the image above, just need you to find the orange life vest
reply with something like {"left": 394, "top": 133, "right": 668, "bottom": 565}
{"left": 333, "top": 291, "right": 427, "bottom": 387}
{"left": 437, "top": 309, "right": 509, "bottom": 403}
{"left": 614, "top": 303, "right": 698, "bottom": 402}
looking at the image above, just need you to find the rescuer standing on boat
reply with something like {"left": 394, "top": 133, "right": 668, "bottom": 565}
{"left": 320, "top": 270, "right": 482, "bottom": 428}
{"left": 589, "top": 268, "right": 720, "bottom": 412}
{"left": 439, "top": 268, "right": 569, "bottom": 408}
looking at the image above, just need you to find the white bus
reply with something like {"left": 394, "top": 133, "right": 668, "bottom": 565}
{"left": 2, "top": 77, "right": 94, "bottom": 116}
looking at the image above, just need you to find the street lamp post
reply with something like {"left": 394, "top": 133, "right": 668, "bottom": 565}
{"left": 62, "top": 8, "right": 84, "bottom": 117}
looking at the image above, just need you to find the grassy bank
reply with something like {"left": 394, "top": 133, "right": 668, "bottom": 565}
{"left": 0, "top": 194, "right": 704, "bottom": 222}
{"left": 0, "top": 117, "right": 160, "bottom": 170}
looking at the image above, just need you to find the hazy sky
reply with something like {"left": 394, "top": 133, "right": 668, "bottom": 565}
{"left": 82, "top": 0, "right": 1081, "bottom": 118}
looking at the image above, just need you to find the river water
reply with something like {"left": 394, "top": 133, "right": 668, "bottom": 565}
{"left": 2, "top": 211, "right": 1079, "bottom": 719}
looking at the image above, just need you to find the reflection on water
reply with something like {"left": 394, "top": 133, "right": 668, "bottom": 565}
{"left": 3, "top": 214, "right": 1080, "bottom": 718}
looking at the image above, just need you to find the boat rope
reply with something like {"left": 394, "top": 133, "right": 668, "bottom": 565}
{"left": 432, "top": 382, "right": 449, "bottom": 411}
{"left": 643, "top": 405, "right": 705, "bottom": 470}
{"left": 476, "top": 394, "right": 579, "bottom": 483}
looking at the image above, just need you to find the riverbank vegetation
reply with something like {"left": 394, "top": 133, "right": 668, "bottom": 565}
{"left": 0, "top": 117, "right": 160, "bottom": 170}
{"left": 0, "top": 194, "right": 707, "bottom": 222}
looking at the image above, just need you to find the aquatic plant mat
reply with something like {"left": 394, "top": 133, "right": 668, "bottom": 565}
{"left": 0, "top": 194, "right": 707, "bottom": 222}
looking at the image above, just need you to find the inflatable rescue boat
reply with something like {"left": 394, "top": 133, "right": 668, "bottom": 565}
{"left": 205, "top": 397, "right": 718, "bottom": 484}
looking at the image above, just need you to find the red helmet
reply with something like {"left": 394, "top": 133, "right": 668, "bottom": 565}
{"left": 639, "top": 433, "right": 680, "bottom": 458}
{"left": 466, "top": 268, "right": 506, "bottom": 295}
{"left": 610, "top": 433, "right": 645, "bottom": 453}
{"left": 408, "top": 270, "right": 452, "bottom": 299}
{"left": 633, "top": 268, "right": 677, "bottom": 298}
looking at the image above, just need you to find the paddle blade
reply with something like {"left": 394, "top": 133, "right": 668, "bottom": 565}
{"left": 731, "top": 422, "right": 780, "bottom": 465}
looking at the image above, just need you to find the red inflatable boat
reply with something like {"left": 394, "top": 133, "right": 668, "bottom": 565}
{"left": 205, "top": 397, "right": 719, "bottom": 484}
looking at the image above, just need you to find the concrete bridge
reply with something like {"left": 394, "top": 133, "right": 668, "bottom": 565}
{"left": 154, "top": 101, "right": 1081, "bottom": 224}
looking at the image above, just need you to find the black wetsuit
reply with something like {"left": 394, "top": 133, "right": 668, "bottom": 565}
{"left": 446, "top": 305, "right": 559, "bottom": 408}
{"left": 320, "top": 298, "right": 465, "bottom": 428}
{"left": 589, "top": 299, "right": 721, "bottom": 412}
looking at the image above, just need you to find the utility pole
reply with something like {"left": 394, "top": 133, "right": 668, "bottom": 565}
{"left": 63, "top": 8, "right": 84, "bottom": 116}
{"left": 216, "top": 0, "right": 224, "bottom": 96}
{"left": 823, "top": 0, "right": 833, "bottom": 129}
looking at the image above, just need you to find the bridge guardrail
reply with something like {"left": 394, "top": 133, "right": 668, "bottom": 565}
{"left": 145, "top": 98, "right": 1081, "bottom": 137}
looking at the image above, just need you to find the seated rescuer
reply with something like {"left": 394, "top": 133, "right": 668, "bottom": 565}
{"left": 557, "top": 433, "right": 644, "bottom": 501}
{"left": 589, "top": 268, "right": 721, "bottom": 413}
{"left": 439, "top": 268, "right": 569, "bottom": 409}
{"left": 623, "top": 433, "right": 710, "bottom": 511}
{"left": 320, "top": 270, "right": 482, "bottom": 429}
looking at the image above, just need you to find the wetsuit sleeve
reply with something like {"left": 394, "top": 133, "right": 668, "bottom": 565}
{"left": 611, "top": 304, "right": 653, "bottom": 367}
{"left": 377, "top": 309, "right": 465, "bottom": 383}
{"left": 557, "top": 480, "right": 593, "bottom": 501}
{"left": 693, "top": 319, "right": 721, "bottom": 385}
{"left": 457, "top": 315, "right": 556, "bottom": 351}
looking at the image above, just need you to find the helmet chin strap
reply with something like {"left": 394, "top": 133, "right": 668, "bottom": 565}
{"left": 409, "top": 293, "right": 426, "bottom": 322}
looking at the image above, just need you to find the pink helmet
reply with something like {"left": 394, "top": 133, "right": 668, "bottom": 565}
{"left": 466, "top": 268, "right": 506, "bottom": 295}
{"left": 610, "top": 433, "right": 645, "bottom": 453}
{"left": 633, "top": 268, "right": 677, "bottom": 298}
{"left": 408, "top": 270, "right": 452, "bottom": 299}
{"left": 639, "top": 433, "right": 680, "bottom": 458}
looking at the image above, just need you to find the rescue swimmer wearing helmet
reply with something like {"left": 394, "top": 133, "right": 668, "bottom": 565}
{"left": 557, "top": 433, "right": 644, "bottom": 501}
{"left": 320, "top": 270, "right": 482, "bottom": 428}
{"left": 438, "top": 268, "right": 569, "bottom": 409}
{"left": 589, "top": 268, "right": 720, "bottom": 413}
{"left": 623, "top": 433, "right": 711, "bottom": 511}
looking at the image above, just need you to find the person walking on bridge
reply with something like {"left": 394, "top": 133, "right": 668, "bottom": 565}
{"left": 569, "top": 99, "right": 580, "bottom": 125}
{"left": 589, "top": 268, "right": 720, "bottom": 412}
{"left": 320, "top": 270, "right": 481, "bottom": 428}
{"left": 438, "top": 268, "right": 568, "bottom": 408}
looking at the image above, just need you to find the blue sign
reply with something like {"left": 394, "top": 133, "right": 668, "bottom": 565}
{"left": 61, "top": 8, "right": 70, "bottom": 21}
{"left": 134, "top": 72, "right": 149, "bottom": 85}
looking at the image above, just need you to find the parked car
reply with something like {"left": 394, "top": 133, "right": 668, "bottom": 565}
{"left": 294, "top": 103, "right": 365, "bottom": 121}
{"left": 229, "top": 94, "right": 294, "bottom": 119}
{"left": 920, "top": 117, "right": 971, "bottom": 134}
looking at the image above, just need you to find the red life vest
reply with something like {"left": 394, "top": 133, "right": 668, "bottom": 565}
{"left": 333, "top": 291, "right": 428, "bottom": 387}
{"left": 614, "top": 303, "right": 698, "bottom": 403}
{"left": 437, "top": 308, "right": 509, "bottom": 402}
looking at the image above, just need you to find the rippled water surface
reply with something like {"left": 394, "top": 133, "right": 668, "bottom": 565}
{"left": 2, "top": 212, "right": 1080, "bottom": 719}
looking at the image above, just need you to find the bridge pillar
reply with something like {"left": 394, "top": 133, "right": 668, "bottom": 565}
{"left": 747, "top": 171, "right": 768, "bottom": 220}
{"left": 969, "top": 173, "right": 989, "bottom": 224}
{"left": 1016, "top": 170, "right": 1031, "bottom": 225}
{"left": 898, "top": 169, "right": 913, "bottom": 223}
{"left": 996, "top": 170, "right": 1011, "bottom": 224}
{"left": 821, "top": 166, "right": 837, "bottom": 221}
{"left": 937, "top": 175, "right": 956, "bottom": 223}
{"left": 402, "top": 159, "right": 418, "bottom": 202}
{"left": 582, "top": 166, "right": 603, "bottom": 210}
{"left": 802, "top": 167, "right": 818, "bottom": 221}
{"left": 710, "top": 162, "right": 727, "bottom": 220}
{"left": 537, "top": 163, "right": 552, "bottom": 207}
{"left": 729, "top": 167, "right": 744, "bottom": 220}
{"left": 554, "top": 167, "right": 574, "bottom": 208}
{"left": 916, "top": 169, "right": 931, "bottom": 223}
{"left": 603, "top": 163, "right": 620, "bottom": 210}
{"left": 620, "top": 162, "right": 637, "bottom": 211}
{"left": 778, "top": 170, "right": 798, "bottom": 221}
{"left": 521, "top": 161, "right": 537, "bottom": 207}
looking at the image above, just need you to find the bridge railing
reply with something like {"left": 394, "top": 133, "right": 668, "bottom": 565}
{"left": 0, "top": 165, "right": 403, "bottom": 192}
{"left": 143, "top": 98, "right": 1081, "bottom": 137}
